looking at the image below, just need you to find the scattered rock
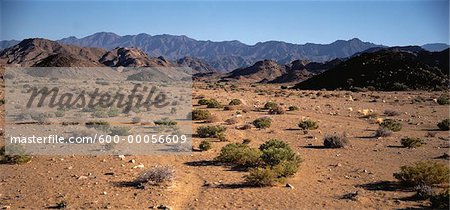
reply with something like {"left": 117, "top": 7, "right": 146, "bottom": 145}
{"left": 285, "top": 183, "right": 294, "bottom": 189}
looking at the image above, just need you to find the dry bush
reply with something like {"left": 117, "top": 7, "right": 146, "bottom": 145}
{"left": 135, "top": 166, "right": 174, "bottom": 186}
{"left": 323, "top": 134, "right": 348, "bottom": 148}
{"left": 401, "top": 137, "right": 425, "bottom": 148}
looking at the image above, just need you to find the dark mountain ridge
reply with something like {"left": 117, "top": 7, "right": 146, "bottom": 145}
{"left": 293, "top": 47, "right": 449, "bottom": 91}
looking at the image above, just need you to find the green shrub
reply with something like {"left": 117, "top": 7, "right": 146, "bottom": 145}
{"left": 214, "top": 143, "right": 261, "bottom": 167}
{"left": 244, "top": 167, "right": 278, "bottom": 187}
{"left": 154, "top": 118, "right": 177, "bottom": 126}
{"left": 272, "top": 159, "right": 301, "bottom": 177}
{"left": 198, "top": 98, "right": 210, "bottom": 105}
{"left": 0, "top": 145, "right": 31, "bottom": 164}
{"left": 400, "top": 137, "right": 425, "bottom": 148}
{"left": 191, "top": 109, "right": 211, "bottom": 120}
{"left": 229, "top": 99, "right": 242, "bottom": 106}
{"left": 196, "top": 125, "right": 226, "bottom": 138}
{"left": 288, "top": 106, "right": 299, "bottom": 111}
{"left": 85, "top": 121, "right": 110, "bottom": 132}
{"left": 252, "top": 117, "right": 272, "bottom": 129}
{"left": 437, "top": 119, "right": 450, "bottom": 131}
{"left": 393, "top": 161, "right": 450, "bottom": 187}
{"left": 437, "top": 95, "right": 450, "bottom": 105}
{"left": 298, "top": 119, "right": 318, "bottom": 130}
{"left": 110, "top": 126, "right": 131, "bottom": 136}
{"left": 380, "top": 119, "right": 402, "bottom": 132}
{"left": 264, "top": 102, "right": 278, "bottom": 110}
{"left": 206, "top": 99, "right": 223, "bottom": 108}
{"left": 430, "top": 189, "right": 449, "bottom": 209}
{"left": 323, "top": 134, "right": 348, "bottom": 148}
{"left": 259, "top": 139, "right": 291, "bottom": 151}
{"left": 199, "top": 140, "right": 212, "bottom": 151}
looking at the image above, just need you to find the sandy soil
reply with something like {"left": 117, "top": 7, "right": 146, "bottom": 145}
{"left": 1, "top": 83, "right": 449, "bottom": 209}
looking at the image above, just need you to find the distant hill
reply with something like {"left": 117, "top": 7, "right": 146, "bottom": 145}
{"left": 58, "top": 32, "right": 383, "bottom": 71}
{"left": 0, "top": 40, "right": 19, "bottom": 50}
{"left": 177, "top": 56, "right": 217, "bottom": 73}
{"left": 270, "top": 59, "right": 343, "bottom": 83}
{"left": 293, "top": 47, "right": 449, "bottom": 91}
{"left": 222, "top": 60, "right": 287, "bottom": 83}
{"left": 421, "top": 43, "right": 449, "bottom": 52}
{"left": 99, "top": 47, "right": 173, "bottom": 67}
{"left": 0, "top": 38, "right": 105, "bottom": 67}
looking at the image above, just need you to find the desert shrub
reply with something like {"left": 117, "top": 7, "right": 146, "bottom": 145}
{"left": 30, "top": 112, "right": 50, "bottom": 124}
{"left": 85, "top": 121, "right": 110, "bottom": 132}
{"left": 414, "top": 184, "right": 433, "bottom": 199}
{"left": 430, "top": 189, "right": 449, "bottom": 209}
{"left": 437, "top": 119, "right": 450, "bottom": 131}
{"left": 380, "top": 119, "right": 402, "bottom": 132}
{"left": 239, "top": 124, "right": 253, "bottom": 130}
{"left": 401, "top": 137, "right": 425, "bottom": 148}
{"left": 135, "top": 166, "right": 174, "bottom": 186}
{"left": 229, "top": 99, "right": 242, "bottom": 106}
{"left": 192, "top": 109, "right": 211, "bottom": 120}
{"left": 55, "top": 110, "right": 65, "bottom": 118}
{"left": 384, "top": 109, "right": 400, "bottom": 116}
{"left": 252, "top": 117, "right": 272, "bottom": 129}
{"left": 268, "top": 106, "right": 285, "bottom": 115}
{"left": 323, "top": 134, "right": 349, "bottom": 148}
{"left": 436, "top": 95, "right": 450, "bottom": 105}
{"left": 216, "top": 132, "right": 228, "bottom": 142}
{"left": 206, "top": 99, "right": 223, "bottom": 108}
{"left": 214, "top": 143, "right": 261, "bottom": 167}
{"left": 0, "top": 145, "right": 31, "bottom": 164}
{"left": 244, "top": 167, "right": 277, "bottom": 187}
{"left": 198, "top": 98, "right": 210, "bottom": 105}
{"left": 199, "top": 140, "right": 212, "bottom": 151}
{"left": 154, "top": 118, "right": 177, "bottom": 126}
{"left": 196, "top": 125, "right": 226, "bottom": 138}
{"left": 374, "top": 127, "right": 392, "bottom": 137}
{"left": 259, "top": 139, "right": 291, "bottom": 151}
{"left": 264, "top": 102, "right": 278, "bottom": 110}
{"left": 223, "top": 105, "right": 235, "bottom": 111}
{"left": 131, "top": 117, "right": 141, "bottom": 124}
{"left": 259, "top": 139, "right": 301, "bottom": 176}
{"left": 288, "top": 106, "right": 299, "bottom": 111}
{"left": 110, "top": 126, "right": 131, "bottom": 136}
{"left": 393, "top": 161, "right": 450, "bottom": 187}
{"left": 298, "top": 119, "right": 319, "bottom": 130}
{"left": 92, "top": 107, "right": 109, "bottom": 118}
{"left": 272, "top": 159, "right": 301, "bottom": 177}
{"left": 107, "top": 108, "right": 120, "bottom": 117}
{"left": 225, "top": 118, "right": 238, "bottom": 125}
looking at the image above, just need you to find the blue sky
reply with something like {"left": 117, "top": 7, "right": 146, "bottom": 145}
{"left": 0, "top": 0, "right": 448, "bottom": 46}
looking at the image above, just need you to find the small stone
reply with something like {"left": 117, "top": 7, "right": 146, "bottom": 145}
{"left": 132, "top": 164, "right": 144, "bottom": 169}
{"left": 118, "top": 155, "right": 126, "bottom": 160}
{"left": 102, "top": 191, "right": 107, "bottom": 195}
{"left": 129, "top": 159, "right": 136, "bottom": 163}
{"left": 77, "top": 175, "right": 88, "bottom": 180}
{"left": 285, "top": 183, "right": 294, "bottom": 189}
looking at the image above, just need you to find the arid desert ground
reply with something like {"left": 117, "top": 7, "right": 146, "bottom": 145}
{"left": 1, "top": 82, "right": 449, "bottom": 209}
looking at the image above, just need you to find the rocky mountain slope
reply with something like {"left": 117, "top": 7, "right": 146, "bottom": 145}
{"left": 0, "top": 38, "right": 105, "bottom": 67}
{"left": 58, "top": 32, "right": 383, "bottom": 71}
{"left": 293, "top": 47, "right": 449, "bottom": 91}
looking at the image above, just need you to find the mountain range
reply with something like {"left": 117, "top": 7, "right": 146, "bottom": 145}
{"left": 1, "top": 32, "right": 448, "bottom": 72}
